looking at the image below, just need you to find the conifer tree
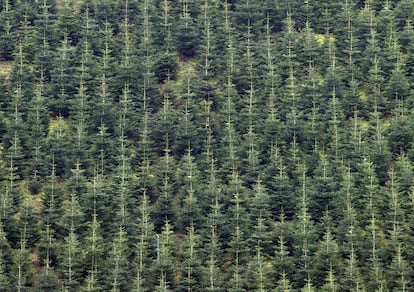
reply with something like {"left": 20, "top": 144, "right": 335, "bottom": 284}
{"left": 262, "top": 15, "right": 284, "bottom": 151}
{"left": 241, "top": 17, "right": 261, "bottom": 184}
{"left": 70, "top": 5, "right": 100, "bottom": 166}
{"left": 201, "top": 156, "right": 225, "bottom": 291}
{"left": 27, "top": 82, "right": 48, "bottom": 184}
{"left": 154, "top": 220, "right": 175, "bottom": 291}
{"left": 280, "top": 11, "right": 300, "bottom": 143}
{"left": 325, "top": 38, "right": 345, "bottom": 161}
{"left": 93, "top": 19, "right": 117, "bottom": 174}
{"left": 81, "top": 171, "right": 105, "bottom": 292}
{"left": 33, "top": 0, "right": 57, "bottom": 81}
{"left": 341, "top": 1, "right": 361, "bottom": 119}
{"left": 309, "top": 152, "right": 339, "bottom": 222}
{"left": 315, "top": 214, "right": 340, "bottom": 291}
{"left": 176, "top": 148, "right": 203, "bottom": 232}
{"left": 175, "top": 0, "right": 199, "bottom": 59}
{"left": 176, "top": 222, "right": 202, "bottom": 291}
{"left": 245, "top": 178, "right": 273, "bottom": 291}
{"left": 6, "top": 41, "right": 30, "bottom": 179}
{"left": 134, "top": 0, "right": 157, "bottom": 194}
{"left": 60, "top": 194, "right": 83, "bottom": 291}
{"left": 109, "top": 226, "right": 130, "bottom": 291}
{"left": 263, "top": 143, "right": 295, "bottom": 219}
{"left": 133, "top": 188, "right": 155, "bottom": 291}
{"left": 219, "top": 0, "right": 242, "bottom": 177}
{"left": 339, "top": 166, "right": 364, "bottom": 290}
{"left": 0, "top": 223, "right": 11, "bottom": 289}
{"left": 53, "top": 0, "right": 80, "bottom": 47}
{"left": 300, "top": 21, "right": 323, "bottom": 149}
{"left": 153, "top": 0, "right": 177, "bottom": 84}
{"left": 294, "top": 163, "right": 316, "bottom": 290}
{"left": 113, "top": 81, "right": 133, "bottom": 232}
{"left": 14, "top": 200, "right": 36, "bottom": 291}
{"left": 385, "top": 168, "right": 410, "bottom": 290}
{"left": 226, "top": 171, "right": 249, "bottom": 292}
{"left": 273, "top": 212, "right": 294, "bottom": 292}
{"left": 58, "top": 165, "right": 87, "bottom": 290}
{"left": 204, "top": 198, "right": 224, "bottom": 291}
{"left": 0, "top": 0, "right": 16, "bottom": 60}
{"left": 153, "top": 136, "right": 176, "bottom": 230}
{"left": 39, "top": 155, "right": 61, "bottom": 266}
{"left": 51, "top": 0, "right": 79, "bottom": 122}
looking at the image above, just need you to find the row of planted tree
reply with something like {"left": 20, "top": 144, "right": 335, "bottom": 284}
{"left": 0, "top": 0, "right": 414, "bottom": 290}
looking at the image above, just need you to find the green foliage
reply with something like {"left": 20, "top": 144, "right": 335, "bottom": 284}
{"left": 175, "top": 22, "right": 200, "bottom": 58}
{"left": 154, "top": 53, "right": 178, "bottom": 83}
{"left": 0, "top": 0, "right": 413, "bottom": 290}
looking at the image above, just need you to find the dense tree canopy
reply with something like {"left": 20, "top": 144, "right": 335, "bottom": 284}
{"left": 0, "top": 0, "right": 413, "bottom": 290}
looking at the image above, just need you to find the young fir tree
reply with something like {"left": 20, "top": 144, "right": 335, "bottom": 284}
{"left": 200, "top": 142, "right": 224, "bottom": 291}
{"left": 134, "top": 0, "right": 156, "bottom": 210}
{"left": 364, "top": 9, "right": 393, "bottom": 183}
{"left": 175, "top": 148, "right": 203, "bottom": 232}
{"left": 385, "top": 168, "right": 410, "bottom": 291}
{"left": 364, "top": 6, "right": 385, "bottom": 114}
{"left": 383, "top": 24, "right": 410, "bottom": 118}
{"left": 13, "top": 199, "right": 37, "bottom": 291}
{"left": 279, "top": 12, "right": 301, "bottom": 146}
{"left": 338, "top": 166, "right": 364, "bottom": 291}
{"left": 299, "top": 21, "right": 324, "bottom": 150}
{"left": 314, "top": 213, "right": 340, "bottom": 291}
{"left": 58, "top": 164, "right": 87, "bottom": 290}
{"left": 51, "top": 0, "right": 79, "bottom": 115}
{"left": 340, "top": 2, "right": 361, "bottom": 120}
{"left": 361, "top": 159, "right": 386, "bottom": 290}
{"left": 27, "top": 81, "right": 48, "bottom": 187}
{"left": 152, "top": 0, "right": 178, "bottom": 84}
{"left": 172, "top": 58, "right": 203, "bottom": 156}
{"left": 153, "top": 136, "right": 176, "bottom": 231}
{"left": 133, "top": 0, "right": 157, "bottom": 200}
{"left": 0, "top": 222, "right": 12, "bottom": 290}
{"left": 197, "top": 0, "right": 220, "bottom": 110}
{"left": 70, "top": 6, "right": 99, "bottom": 167}
{"left": 225, "top": 171, "right": 249, "bottom": 292}
{"left": 32, "top": 0, "right": 57, "bottom": 82}
{"left": 324, "top": 38, "right": 346, "bottom": 161}
{"left": 60, "top": 191, "right": 84, "bottom": 291}
{"left": 353, "top": 158, "right": 386, "bottom": 231}
{"left": 3, "top": 82, "right": 26, "bottom": 246}
{"left": 262, "top": 15, "right": 284, "bottom": 153}
{"left": 0, "top": 0, "right": 16, "bottom": 60}
{"left": 245, "top": 178, "right": 273, "bottom": 291}
{"left": 6, "top": 42, "right": 30, "bottom": 181}
{"left": 240, "top": 17, "right": 261, "bottom": 185}
{"left": 132, "top": 188, "right": 155, "bottom": 292}
{"left": 48, "top": 32, "right": 75, "bottom": 176}
{"left": 310, "top": 151, "right": 341, "bottom": 221}
{"left": 92, "top": 19, "right": 117, "bottom": 175}
{"left": 53, "top": 0, "right": 80, "bottom": 47}
{"left": 219, "top": 0, "right": 242, "bottom": 177}
{"left": 80, "top": 171, "right": 105, "bottom": 292}
{"left": 175, "top": 0, "right": 199, "bottom": 60}
{"left": 154, "top": 220, "right": 176, "bottom": 291}
{"left": 109, "top": 226, "right": 130, "bottom": 291}
{"left": 273, "top": 212, "right": 294, "bottom": 292}
{"left": 176, "top": 222, "right": 202, "bottom": 292}
{"left": 293, "top": 163, "right": 316, "bottom": 290}
{"left": 112, "top": 80, "right": 133, "bottom": 232}
{"left": 263, "top": 143, "right": 295, "bottom": 220}
{"left": 203, "top": 193, "right": 225, "bottom": 291}
{"left": 406, "top": 186, "right": 414, "bottom": 286}
{"left": 39, "top": 155, "right": 61, "bottom": 263}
